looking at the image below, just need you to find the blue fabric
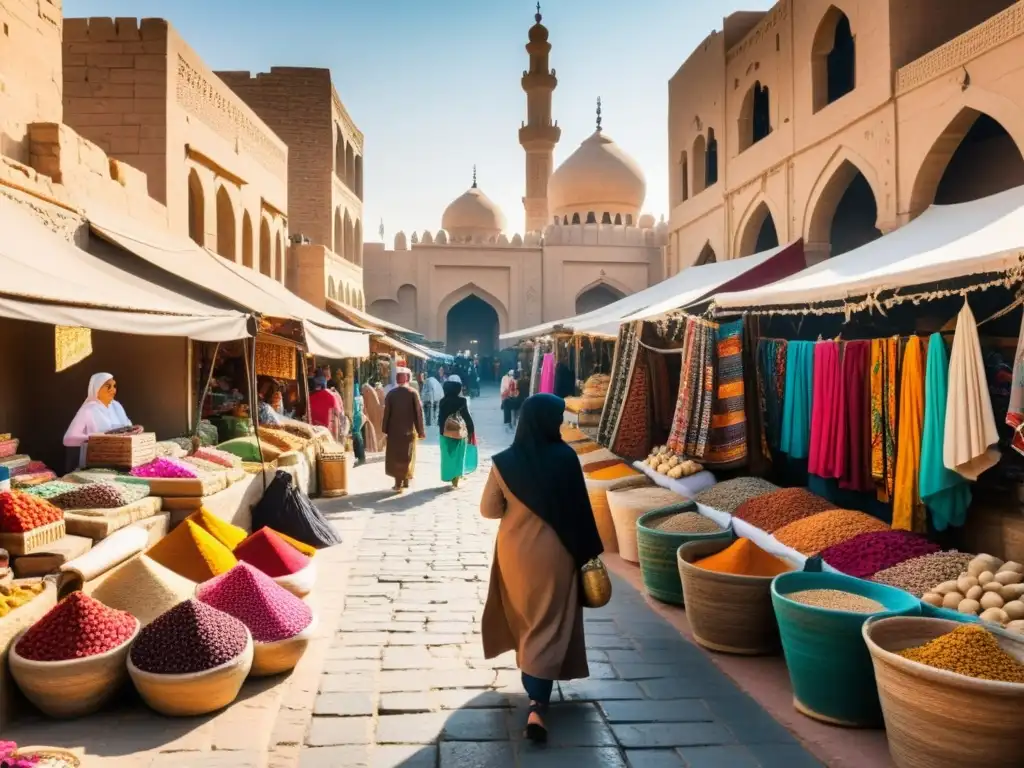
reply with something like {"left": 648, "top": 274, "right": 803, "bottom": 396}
{"left": 920, "top": 333, "right": 971, "bottom": 531}
{"left": 522, "top": 672, "right": 553, "bottom": 704}
{"left": 780, "top": 341, "right": 814, "bottom": 459}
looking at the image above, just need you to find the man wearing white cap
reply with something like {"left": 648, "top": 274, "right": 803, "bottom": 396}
{"left": 382, "top": 367, "right": 426, "bottom": 492}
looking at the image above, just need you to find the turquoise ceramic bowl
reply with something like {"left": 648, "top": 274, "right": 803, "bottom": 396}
{"left": 771, "top": 570, "right": 921, "bottom": 727}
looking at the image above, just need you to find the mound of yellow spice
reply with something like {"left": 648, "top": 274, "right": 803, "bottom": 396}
{"left": 898, "top": 624, "right": 1024, "bottom": 683}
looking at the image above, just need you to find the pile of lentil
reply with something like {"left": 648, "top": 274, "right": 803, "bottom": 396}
{"left": 898, "top": 624, "right": 1024, "bottom": 683}
{"left": 786, "top": 588, "right": 885, "bottom": 613}
{"left": 732, "top": 488, "right": 836, "bottom": 533}
{"left": 820, "top": 530, "right": 941, "bottom": 579}
{"left": 130, "top": 599, "right": 248, "bottom": 674}
{"left": 693, "top": 477, "right": 779, "bottom": 514}
{"left": 16, "top": 592, "right": 136, "bottom": 661}
{"left": 648, "top": 511, "right": 725, "bottom": 534}
{"left": 773, "top": 509, "right": 889, "bottom": 556}
{"left": 871, "top": 552, "right": 974, "bottom": 598}
{"left": 197, "top": 562, "right": 313, "bottom": 643}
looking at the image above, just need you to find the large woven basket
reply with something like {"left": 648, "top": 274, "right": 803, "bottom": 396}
{"left": 318, "top": 452, "right": 348, "bottom": 498}
{"left": 771, "top": 571, "right": 922, "bottom": 727}
{"left": 863, "top": 616, "right": 1024, "bottom": 768}
{"left": 128, "top": 631, "right": 254, "bottom": 716}
{"left": 251, "top": 614, "right": 318, "bottom": 677}
{"left": 585, "top": 473, "right": 648, "bottom": 554}
{"left": 677, "top": 539, "right": 787, "bottom": 655}
{"left": 635, "top": 507, "right": 732, "bottom": 605}
{"left": 607, "top": 487, "right": 688, "bottom": 564}
{"left": 9, "top": 618, "right": 139, "bottom": 718}
{"left": 0, "top": 519, "right": 66, "bottom": 556}
{"left": 85, "top": 433, "right": 156, "bottom": 469}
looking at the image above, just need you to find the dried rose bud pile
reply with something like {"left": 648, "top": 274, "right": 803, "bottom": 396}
{"left": 130, "top": 599, "right": 248, "bottom": 674}
{"left": 197, "top": 562, "right": 313, "bottom": 642}
{"left": 0, "top": 491, "right": 63, "bottom": 533}
{"left": 16, "top": 592, "right": 136, "bottom": 661}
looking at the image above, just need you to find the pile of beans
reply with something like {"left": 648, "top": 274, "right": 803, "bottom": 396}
{"left": 197, "top": 563, "right": 313, "bottom": 642}
{"left": 820, "top": 530, "right": 941, "bottom": 579}
{"left": 773, "top": 509, "right": 889, "bottom": 556}
{"left": 693, "top": 477, "right": 779, "bottom": 514}
{"left": 898, "top": 624, "right": 1024, "bottom": 683}
{"left": 871, "top": 552, "right": 974, "bottom": 598}
{"left": 786, "top": 588, "right": 885, "bottom": 614}
{"left": 733, "top": 488, "right": 836, "bottom": 533}
{"left": 648, "top": 511, "right": 724, "bottom": 535}
{"left": 50, "top": 481, "right": 147, "bottom": 511}
{"left": 16, "top": 592, "right": 136, "bottom": 661}
{"left": 130, "top": 599, "right": 248, "bottom": 674}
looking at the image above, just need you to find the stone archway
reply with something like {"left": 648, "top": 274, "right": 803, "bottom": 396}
{"left": 187, "top": 169, "right": 205, "bottom": 247}
{"left": 575, "top": 281, "right": 626, "bottom": 315}
{"left": 805, "top": 150, "right": 882, "bottom": 260}
{"left": 736, "top": 197, "right": 781, "bottom": 257}
{"left": 909, "top": 104, "right": 1024, "bottom": 219}
{"left": 435, "top": 284, "right": 509, "bottom": 355}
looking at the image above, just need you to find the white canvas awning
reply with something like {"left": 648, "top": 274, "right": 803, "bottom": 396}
{"left": 86, "top": 204, "right": 367, "bottom": 357}
{"left": 0, "top": 197, "right": 249, "bottom": 341}
{"left": 714, "top": 186, "right": 1024, "bottom": 314}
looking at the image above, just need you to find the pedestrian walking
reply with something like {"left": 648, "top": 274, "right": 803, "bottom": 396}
{"left": 421, "top": 373, "right": 444, "bottom": 427}
{"left": 479, "top": 393, "right": 604, "bottom": 743}
{"left": 438, "top": 375, "right": 477, "bottom": 489}
{"left": 382, "top": 367, "right": 426, "bottom": 492}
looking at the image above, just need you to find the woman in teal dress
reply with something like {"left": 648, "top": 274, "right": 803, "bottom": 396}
{"left": 438, "top": 376, "right": 476, "bottom": 488}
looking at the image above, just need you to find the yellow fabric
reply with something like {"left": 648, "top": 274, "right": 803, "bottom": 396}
{"left": 694, "top": 538, "right": 792, "bottom": 577}
{"left": 586, "top": 463, "right": 640, "bottom": 481}
{"left": 893, "top": 337, "right": 927, "bottom": 533}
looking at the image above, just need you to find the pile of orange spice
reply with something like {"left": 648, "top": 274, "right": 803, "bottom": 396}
{"left": 694, "top": 538, "right": 793, "bottom": 578}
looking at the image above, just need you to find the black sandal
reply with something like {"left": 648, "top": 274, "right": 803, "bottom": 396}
{"left": 525, "top": 701, "right": 548, "bottom": 744}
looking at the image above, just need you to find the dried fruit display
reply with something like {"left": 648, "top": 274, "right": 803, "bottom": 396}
{"left": 129, "top": 599, "right": 248, "bottom": 674}
{"left": 15, "top": 592, "right": 136, "bottom": 661}
{"left": 0, "top": 491, "right": 63, "bottom": 533}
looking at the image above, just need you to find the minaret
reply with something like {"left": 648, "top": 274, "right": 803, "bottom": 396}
{"left": 519, "top": 3, "right": 560, "bottom": 234}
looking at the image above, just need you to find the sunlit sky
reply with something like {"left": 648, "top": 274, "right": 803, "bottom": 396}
{"left": 67, "top": 0, "right": 773, "bottom": 240}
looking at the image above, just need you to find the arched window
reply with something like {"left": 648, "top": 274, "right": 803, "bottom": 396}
{"left": 259, "top": 219, "right": 272, "bottom": 277}
{"left": 354, "top": 155, "right": 363, "bottom": 200}
{"left": 692, "top": 136, "right": 707, "bottom": 195}
{"left": 241, "top": 211, "right": 254, "bottom": 269}
{"left": 571, "top": 212, "right": 580, "bottom": 225}
{"left": 328, "top": 277, "right": 336, "bottom": 299}
{"left": 739, "top": 81, "right": 772, "bottom": 152}
{"left": 601, "top": 212, "right": 612, "bottom": 224}
{"left": 679, "top": 151, "right": 689, "bottom": 202}
{"left": 274, "top": 232, "right": 284, "bottom": 282}
{"left": 625, "top": 214, "right": 633, "bottom": 226}
{"left": 187, "top": 169, "right": 204, "bottom": 247}
{"left": 354, "top": 220, "right": 362, "bottom": 266}
{"left": 334, "top": 208, "right": 343, "bottom": 257}
{"left": 585, "top": 211, "right": 597, "bottom": 224}
{"left": 214, "top": 186, "right": 235, "bottom": 261}
{"left": 706, "top": 128, "right": 719, "bottom": 187}
{"left": 813, "top": 8, "right": 855, "bottom": 112}
{"left": 345, "top": 143, "right": 354, "bottom": 189}
{"left": 614, "top": 213, "right": 622, "bottom": 225}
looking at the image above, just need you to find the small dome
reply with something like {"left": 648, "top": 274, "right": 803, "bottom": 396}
{"left": 529, "top": 5, "right": 548, "bottom": 42}
{"left": 548, "top": 130, "right": 646, "bottom": 222}
{"left": 638, "top": 213, "right": 655, "bottom": 229}
{"left": 441, "top": 184, "right": 506, "bottom": 241}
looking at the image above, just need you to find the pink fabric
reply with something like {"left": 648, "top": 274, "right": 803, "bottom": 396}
{"left": 308, "top": 389, "right": 337, "bottom": 430}
{"left": 808, "top": 341, "right": 843, "bottom": 478}
{"left": 539, "top": 353, "right": 556, "bottom": 394}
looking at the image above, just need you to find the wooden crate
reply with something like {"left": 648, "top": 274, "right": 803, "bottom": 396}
{"left": 85, "top": 432, "right": 157, "bottom": 469}
{"left": 0, "top": 520, "right": 67, "bottom": 556}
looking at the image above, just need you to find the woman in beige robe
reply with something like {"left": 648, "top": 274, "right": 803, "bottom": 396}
{"left": 480, "top": 393, "right": 604, "bottom": 743}
{"left": 361, "top": 383, "right": 384, "bottom": 453}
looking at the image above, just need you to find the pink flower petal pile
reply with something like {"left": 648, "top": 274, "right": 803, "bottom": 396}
{"left": 196, "top": 562, "right": 313, "bottom": 643}
{"left": 129, "top": 457, "right": 199, "bottom": 479}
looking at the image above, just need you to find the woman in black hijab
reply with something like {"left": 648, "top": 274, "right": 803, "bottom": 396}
{"left": 480, "top": 393, "right": 603, "bottom": 742}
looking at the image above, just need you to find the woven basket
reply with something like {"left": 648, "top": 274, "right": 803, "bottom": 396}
{"left": 0, "top": 519, "right": 67, "bottom": 556}
{"left": 636, "top": 507, "right": 732, "bottom": 605}
{"left": 863, "top": 617, "right": 1024, "bottom": 768}
{"left": 251, "top": 614, "right": 318, "bottom": 677}
{"left": 9, "top": 618, "right": 139, "bottom": 718}
{"left": 85, "top": 433, "right": 156, "bottom": 469}
{"left": 128, "top": 631, "right": 254, "bottom": 716}
{"left": 607, "top": 487, "right": 688, "bottom": 564}
{"left": 677, "top": 539, "right": 786, "bottom": 655}
{"left": 585, "top": 474, "right": 648, "bottom": 554}
{"left": 318, "top": 453, "right": 348, "bottom": 498}
{"left": 274, "top": 561, "right": 317, "bottom": 598}
{"left": 13, "top": 748, "right": 80, "bottom": 767}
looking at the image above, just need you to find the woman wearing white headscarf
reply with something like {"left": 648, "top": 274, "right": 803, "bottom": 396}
{"left": 421, "top": 373, "right": 445, "bottom": 426}
{"left": 63, "top": 373, "right": 132, "bottom": 469}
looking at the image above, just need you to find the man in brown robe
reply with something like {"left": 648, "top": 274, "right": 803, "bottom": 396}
{"left": 382, "top": 368, "right": 425, "bottom": 492}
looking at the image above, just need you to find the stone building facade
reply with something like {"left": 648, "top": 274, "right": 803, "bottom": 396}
{"left": 217, "top": 67, "right": 366, "bottom": 310}
{"left": 666, "top": 0, "right": 1024, "bottom": 273}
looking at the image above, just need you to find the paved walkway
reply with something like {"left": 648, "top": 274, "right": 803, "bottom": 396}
{"left": 3, "top": 386, "right": 825, "bottom": 767}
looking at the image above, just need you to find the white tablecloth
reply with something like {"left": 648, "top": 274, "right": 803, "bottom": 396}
{"left": 632, "top": 461, "right": 717, "bottom": 500}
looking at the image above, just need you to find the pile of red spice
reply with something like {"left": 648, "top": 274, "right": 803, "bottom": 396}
{"left": 130, "top": 599, "right": 248, "bottom": 674}
{"left": 234, "top": 528, "right": 310, "bottom": 578}
{"left": 16, "top": 592, "right": 136, "bottom": 661}
{"left": 0, "top": 491, "right": 63, "bottom": 533}
{"left": 197, "top": 562, "right": 313, "bottom": 642}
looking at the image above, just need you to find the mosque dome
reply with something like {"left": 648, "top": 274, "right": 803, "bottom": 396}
{"left": 441, "top": 171, "right": 506, "bottom": 242}
{"left": 529, "top": 3, "right": 549, "bottom": 42}
{"left": 548, "top": 129, "right": 646, "bottom": 224}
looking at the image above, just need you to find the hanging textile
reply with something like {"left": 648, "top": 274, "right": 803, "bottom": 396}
{"left": 704, "top": 319, "right": 748, "bottom": 468}
{"left": 921, "top": 333, "right": 972, "bottom": 531}
{"left": 647, "top": 350, "right": 674, "bottom": 447}
{"left": 779, "top": 341, "right": 814, "bottom": 459}
{"left": 838, "top": 340, "right": 873, "bottom": 492}
{"left": 1008, "top": 310, "right": 1024, "bottom": 456}
{"left": 870, "top": 337, "right": 899, "bottom": 502}
{"left": 944, "top": 301, "right": 1001, "bottom": 480}
{"left": 685, "top": 319, "right": 717, "bottom": 458}
{"left": 756, "top": 339, "right": 787, "bottom": 461}
{"left": 598, "top": 321, "right": 640, "bottom": 447}
{"left": 809, "top": 341, "right": 843, "bottom": 478}
{"left": 893, "top": 336, "right": 926, "bottom": 533}
{"left": 611, "top": 351, "right": 651, "bottom": 460}
{"left": 742, "top": 318, "right": 769, "bottom": 476}
{"left": 667, "top": 318, "right": 699, "bottom": 455}
{"left": 539, "top": 352, "right": 556, "bottom": 394}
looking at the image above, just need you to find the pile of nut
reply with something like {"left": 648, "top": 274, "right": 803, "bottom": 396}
{"left": 644, "top": 446, "right": 703, "bottom": 480}
{"left": 922, "top": 553, "right": 1024, "bottom": 633}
